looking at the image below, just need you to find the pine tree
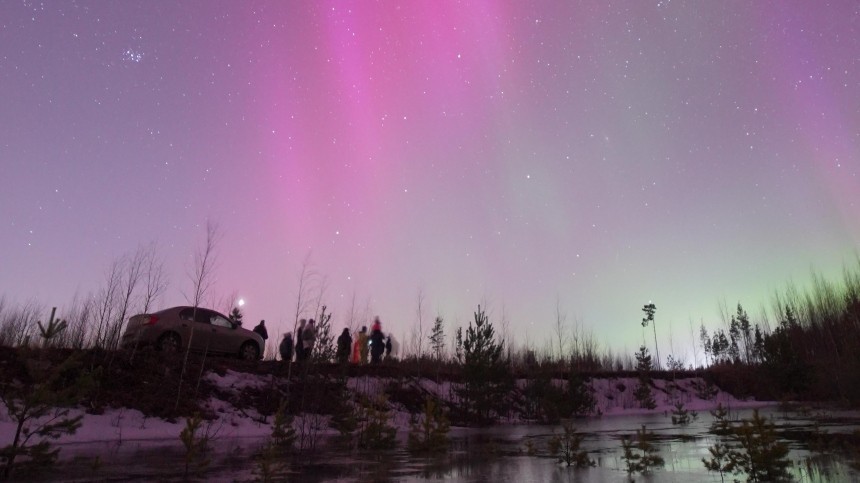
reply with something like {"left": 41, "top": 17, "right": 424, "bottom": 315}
{"left": 670, "top": 401, "right": 697, "bottom": 425}
{"left": 700, "top": 324, "right": 712, "bottom": 366}
{"left": 312, "top": 305, "right": 336, "bottom": 362}
{"left": 271, "top": 400, "right": 296, "bottom": 450}
{"left": 428, "top": 316, "right": 445, "bottom": 360}
{"left": 356, "top": 395, "right": 396, "bottom": 450}
{"left": 737, "top": 304, "right": 752, "bottom": 364}
{"left": 703, "top": 403, "right": 738, "bottom": 482}
{"left": 36, "top": 307, "right": 67, "bottom": 348}
{"left": 621, "top": 425, "right": 664, "bottom": 476}
{"left": 407, "top": 397, "right": 450, "bottom": 454}
{"left": 641, "top": 303, "right": 660, "bottom": 369}
{"left": 254, "top": 400, "right": 293, "bottom": 482}
{"left": 547, "top": 421, "right": 594, "bottom": 467}
{"left": 566, "top": 368, "right": 597, "bottom": 417}
{"left": 0, "top": 352, "right": 90, "bottom": 479}
{"left": 703, "top": 439, "right": 736, "bottom": 483}
{"left": 229, "top": 306, "right": 243, "bottom": 326}
{"left": 454, "top": 305, "right": 510, "bottom": 424}
{"left": 633, "top": 346, "right": 656, "bottom": 409}
{"left": 179, "top": 414, "right": 212, "bottom": 479}
{"left": 729, "top": 317, "right": 741, "bottom": 363}
{"left": 732, "top": 410, "right": 791, "bottom": 482}
{"left": 327, "top": 384, "right": 356, "bottom": 447}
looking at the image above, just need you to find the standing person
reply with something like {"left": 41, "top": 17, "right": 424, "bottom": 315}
{"left": 253, "top": 320, "right": 269, "bottom": 341}
{"left": 337, "top": 328, "right": 352, "bottom": 364}
{"left": 351, "top": 327, "right": 362, "bottom": 364}
{"left": 295, "top": 319, "right": 306, "bottom": 362}
{"left": 385, "top": 334, "right": 393, "bottom": 361}
{"left": 356, "top": 326, "right": 369, "bottom": 364}
{"left": 302, "top": 319, "right": 317, "bottom": 361}
{"left": 370, "top": 317, "right": 385, "bottom": 364}
{"left": 279, "top": 332, "right": 294, "bottom": 362}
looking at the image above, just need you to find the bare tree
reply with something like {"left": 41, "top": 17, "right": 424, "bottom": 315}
{"left": 499, "top": 305, "right": 512, "bottom": 362}
{"left": 283, "top": 252, "right": 317, "bottom": 393}
{"left": 93, "top": 260, "right": 122, "bottom": 349}
{"left": 553, "top": 295, "right": 568, "bottom": 361}
{"left": 291, "top": 252, "right": 316, "bottom": 333}
{"left": 0, "top": 299, "right": 42, "bottom": 348}
{"left": 411, "top": 286, "right": 427, "bottom": 359}
{"left": 106, "top": 247, "right": 148, "bottom": 350}
{"left": 345, "top": 291, "right": 359, "bottom": 334}
{"left": 688, "top": 317, "right": 700, "bottom": 369}
{"left": 176, "top": 221, "right": 221, "bottom": 411}
{"left": 140, "top": 242, "right": 168, "bottom": 313}
{"left": 59, "top": 294, "right": 94, "bottom": 349}
{"left": 310, "top": 274, "right": 331, "bottom": 360}
{"left": 217, "top": 290, "right": 241, "bottom": 318}
{"left": 311, "top": 275, "right": 329, "bottom": 323}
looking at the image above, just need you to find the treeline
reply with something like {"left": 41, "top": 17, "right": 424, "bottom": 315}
{"left": 701, "top": 263, "right": 860, "bottom": 404}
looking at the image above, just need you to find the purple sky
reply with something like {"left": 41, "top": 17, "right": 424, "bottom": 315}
{"left": 2, "top": 1, "right": 859, "bottom": 358}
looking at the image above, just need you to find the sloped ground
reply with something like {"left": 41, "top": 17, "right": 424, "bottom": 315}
{"left": 0, "top": 345, "right": 768, "bottom": 424}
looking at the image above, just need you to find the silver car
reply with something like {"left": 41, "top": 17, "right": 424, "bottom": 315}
{"left": 121, "top": 306, "right": 264, "bottom": 360}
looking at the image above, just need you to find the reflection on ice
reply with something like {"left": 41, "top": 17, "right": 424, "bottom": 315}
{"left": 52, "top": 407, "right": 860, "bottom": 482}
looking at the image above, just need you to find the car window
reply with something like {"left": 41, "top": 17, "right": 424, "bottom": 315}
{"left": 179, "top": 308, "right": 194, "bottom": 321}
{"left": 194, "top": 309, "right": 212, "bottom": 324}
{"left": 211, "top": 315, "right": 233, "bottom": 329}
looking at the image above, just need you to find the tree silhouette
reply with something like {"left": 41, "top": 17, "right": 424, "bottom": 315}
{"left": 641, "top": 303, "right": 660, "bottom": 369}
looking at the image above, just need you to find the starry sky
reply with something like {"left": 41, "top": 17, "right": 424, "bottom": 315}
{"left": 2, "top": 1, "right": 859, "bottom": 358}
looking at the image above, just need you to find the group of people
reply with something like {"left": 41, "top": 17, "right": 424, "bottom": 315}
{"left": 257, "top": 316, "right": 395, "bottom": 364}
{"left": 275, "top": 318, "right": 318, "bottom": 363}
{"left": 337, "top": 316, "right": 395, "bottom": 364}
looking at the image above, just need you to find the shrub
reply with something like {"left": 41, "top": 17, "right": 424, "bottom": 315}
{"left": 179, "top": 413, "right": 218, "bottom": 478}
{"left": 732, "top": 410, "right": 791, "bottom": 482}
{"left": 547, "top": 421, "right": 593, "bottom": 468}
{"left": 407, "top": 397, "right": 450, "bottom": 454}
{"left": 356, "top": 395, "right": 396, "bottom": 451}
{"left": 621, "top": 425, "right": 664, "bottom": 477}
{"left": 670, "top": 401, "right": 698, "bottom": 425}
{"left": 0, "top": 351, "right": 92, "bottom": 479}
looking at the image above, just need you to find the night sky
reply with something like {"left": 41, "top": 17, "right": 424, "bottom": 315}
{"left": 2, "top": 1, "right": 859, "bottom": 358}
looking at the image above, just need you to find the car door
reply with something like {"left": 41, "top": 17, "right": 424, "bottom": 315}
{"left": 190, "top": 308, "right": 215, "bottom": 351}
{"left": 209, "top": 313, "right": 236, "bottom": 353}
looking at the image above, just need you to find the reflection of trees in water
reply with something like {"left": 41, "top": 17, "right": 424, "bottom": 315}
{"left": 46, "top": 410, "right": 860, "bottom": 481}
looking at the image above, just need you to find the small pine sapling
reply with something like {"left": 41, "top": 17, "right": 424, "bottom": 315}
{"left": 547, "top": 421, "right": 594, "bottom": 468}
{"left": 356, "top": 395, "right": 396, "bottom": 451}
{"left": 253, "top": 443, "right": 286, "bottom": 483}
{"left": 709, "top": 403, "right": 734, "bottom": 436}
{"left": 0, "top": 352, "right": 92, "bottom": 479}
{"left": 621, "top": 425, "right": 664, "bottom": 478}
{"left": 703, "top": 404, "right": 738, "bottom": 482}
{"left": 254, "top": 402, "right": 293, "bottom": 483}
{"left": 670, "top": 401, "right": 698, "bottom": 425}
{"left": 270, "top": 400, "right": 296, "bottom": 450}
{"left": 179, "top": 413, "right": 215, "bottom": 479}
{"left": 36, "top": 307, "right": 68, "bottom": 348}
{"left": 329, "top": 381, "right": 358, "bottom": 447}
{"left": 633, "top": 346, "right": 657, "bottom": 409}
{"left": 732, "top": 409, "right": 791, "bottom": 482}
{"left": 407, "top": 397, "right": 450, "bottom": 454}
{"left": 703, "top": 437, "right": 737, "bottom": 483}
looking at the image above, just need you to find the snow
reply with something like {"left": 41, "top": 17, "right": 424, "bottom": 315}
{"left": 0, "top": 372, "right": 771, "bottom": 451}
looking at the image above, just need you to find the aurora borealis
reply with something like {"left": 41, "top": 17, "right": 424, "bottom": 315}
{"left": 2, "top": 1, "right": 858, "bottom": 356}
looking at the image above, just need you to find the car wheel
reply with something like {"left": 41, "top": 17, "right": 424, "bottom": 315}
{"left": 158, "top": 332, "right": 181, "bottom": 353}
{"left": 239, "top": 342, "right": 259, "bottom": 361}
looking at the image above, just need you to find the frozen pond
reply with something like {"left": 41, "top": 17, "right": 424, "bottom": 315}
{"left": 47, "top": 406, "right": 860, "bottom": 481}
